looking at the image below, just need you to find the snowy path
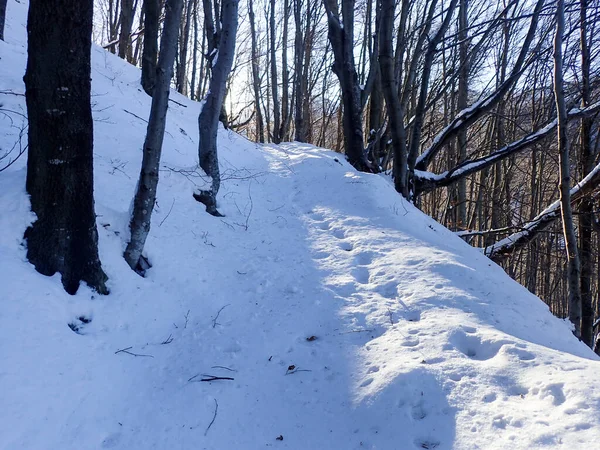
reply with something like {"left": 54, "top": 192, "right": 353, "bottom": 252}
{"left": 1, "top": 2, "right": 600, "bottom": 447}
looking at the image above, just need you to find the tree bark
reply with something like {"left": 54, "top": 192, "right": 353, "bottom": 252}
{"left": 456, "top": 0, "right": 469, "bottom": 227}
{"left": 378, "top": 0, "right": 407, "bottom": 195}
{"left": 118, "top": 0, "right": 135, "bottom": 60}
{"left": 190, "top": 0, "right": 199, "bottom": 99}
{"left": 124, "top": 0, "right": 184, "bottom": 272}
{"left": 141, "top": 0, "right": 160, "bottom": 95}
{"left": 554, "top": 0, "right": 582, "bottom": 337}
{"left": 248, "top": 0, "right": 265, "bottom": 142}
{"left": 0, "top": 0, "right": 7, "bottom": 41}
{"left": 176, "top": 0, "right": 194, "bottom": 94}
{"left": 270, "top": 0, "right": 281, "bottom": 143}
{"left": 578, "top": 0, "right": 594, "bottom": 347}
{"left": 280, "top": 0, "right": 291, "bottom": 140}
{"left": 294, "top": 0, "right": 306, "bottom": 142}
{"left": 24, "top": 0, "right": 108, "bottom": 294}
{"left": 324, "top": 0, "right": 374, "bottom": 172}
{"left": 194, "top": 0, "right": 239, "bottom": 215}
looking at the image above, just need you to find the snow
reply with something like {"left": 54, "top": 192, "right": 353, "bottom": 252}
{"left": 2, "top": 1, "right": 600, "bottom": 449}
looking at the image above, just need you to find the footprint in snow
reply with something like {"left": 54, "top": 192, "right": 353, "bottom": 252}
{"left": 339, "top": 241, "right": 353, "bottom": 251}
{"left": 360, "top": 377, "right": 374, "bottom": 387}
{"left": 351, "top": 266, "right": 370, "bottom": 284}
{"left": 354, "top": 251, "right": 374, "bottom": 266}
{"left": 332, "top": 228, "right": 346, "bottom": 239}
{"left": 540, "top": 383, "right": 566, "bottom": 406}
{"left": 68, "top": 315, "right": 92, "bottom": 335}
{"left": 101, "top": 432, "right": 122, "bottom": 448}
{"left": 416, "top": 439, "right": 440, "bottom": 449}
{"left": 411, "top": 402, "right": 428, "bottom": 420}
{"left": 448, "top": 330, "right": 511, "bottom": 361}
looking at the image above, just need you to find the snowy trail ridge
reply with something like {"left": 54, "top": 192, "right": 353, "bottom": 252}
{"left": 1, "top": 1, "right": 600, "bottom": 449}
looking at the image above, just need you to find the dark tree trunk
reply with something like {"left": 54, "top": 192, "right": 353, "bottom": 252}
{"left": 201, "top": 0, "right": 229, "bottom": 129}
{"left": 578, "top": 0, "right": 594, "bottom": 347}
{"left": 24, "top": 0, "right": 108, "bottom": 295}
{"left": 118, "top": 0, "right": 135, "bottom": 60}
{"left": 456, "top": 0, "right": 469, "bottom": 227}
{"left": 270, "top": 0, "right": 281, "bottom": 143}
{"left": 294, "top": 0, "right": 306, "bottom": 142}
{"left": 248, "top": 0, "right": 265, "bottom": 142}
{"left": 176, "top": 0, "right": 194, "bottom": 94}
{"left": 124, "top": 0, "right": 184, "bottom": 273}
{"left": 280, "top": 0, "right": 291, "bottom": 140}
{"left": 190, "top": 0, "right": 199, "bottom": 100}
{"left": 407, "top": 0, "right": 458, "bottom": 194}
{"left": 141, "top": 0, "right": 160, "bottom": 95}
{"left": 0, "top": 0, "right": 7, "bottom": 41}
{"left": 379, "top": 0, "right": 408, "bottom": 195}
{"left": 194, "top": 0, "right": 239, "bottom": 215}
{"left": 324, "top": 0, "right": 373, "bottom": 172}
{"left": 554, "top": 0, "right": 582, "bottom": 337}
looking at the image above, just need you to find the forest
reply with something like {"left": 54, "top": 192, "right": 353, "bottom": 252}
{"left": 71, "top": 0, "right": 600, "bottom": 350}
{"left": 1, "top": 0, "right": 600, "bottom": 447}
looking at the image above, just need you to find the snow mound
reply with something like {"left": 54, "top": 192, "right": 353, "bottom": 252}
{"left": 1, "top": 1, "right": 599, "bottom": 449}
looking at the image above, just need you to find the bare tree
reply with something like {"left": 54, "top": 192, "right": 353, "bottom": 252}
{"left": 378, "top": 0, "right": 408, "bottom": 195}
{"left": 324, "top": 0, "right": 374, "bottom": 171}
{"left": 554, "top": 0, "right": 582, "bottom": 337}
{"left": 141, "top": 0, "right": 160, "bottom": 95}
{"left": 118, "top": 0, "right": 136, "bottom": 60}
{"left": 249, "top": 0, "right": 265, "bottom": 142}
{"left": 270, "top": 0, "right": 281, "bottom": 143}
{"left": 0, "top": 0, "right": 7, "bottom": 41}
{"left": 24, "top": 0, "right": 108, "bottom": 294}
{"left": 577, "top": 0, "right": 595, "bottom": 347}
{"left": 194, "top": 0, "right": 240, "bottom": 215}
{"left": 124, "top": 0, "right": 184, "bottom": 273}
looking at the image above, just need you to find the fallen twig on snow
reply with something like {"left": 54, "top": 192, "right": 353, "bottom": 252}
{"left": 114, "top": 346, "right": 154, "bottom": 358}
{"left": 204, "top": 399, "right": 218, "bottom": 436}
{"left": 189, "top": 373, "right": 235, "bottom": 382}
{"left": 160, "top": 334, "right": 174, "bottom": 345}
{"left": 212, "top": 304, "right": 231, "bottom": 328}
{"left": 211, "top": 365, "right": 236, "bottom": 372}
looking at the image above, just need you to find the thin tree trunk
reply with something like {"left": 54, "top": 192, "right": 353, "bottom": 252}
{"left": 0, "top": 0, "right": 7, "bottom": 41}
{"left": 280, "top": 0, "right": 291, "bottom": 140}
{"left": 141, "top": 0, "right": 160, "bottom": 95}
{"left": 456, "top": 0, "right": 469, "bottom": 227}
{"left": 324, "top": 0, "right": 374, "bottom": 172}
{"left": 124, "top": 0, "right": 184, "bottom": 272}
{"left": 294, "top": 0, "right": 306, "bottom": 141}
{"left": 190, "top": 0, "right": 199, "bottom": 100}
{"left": 176, "top": 0, "right": 194, "bottom": 94}
{"left": 270, "top": 0, "right": 281, "bottom": 143}
{"left": 554, "top": 0, "right": 582, "bottom": 337}
{"left": 248, "top": 0, "right": 265, "bottom": 142}
{"left": 578, "top": 0, "right": 594, "bottom": 347}
{"left": 407, "top": 0, "right": 458, "bottom": 194}
{"left": 379, "top": 0, "right": 408, "bottom": 196}
{"left": 118, "top": 0, "right": 135, "bottom": 60}
{"left": 194, "top": 0, "right": 239, "bottom": 215}
{"left": 24, "top": 0, "right": 108, "bottom": 294}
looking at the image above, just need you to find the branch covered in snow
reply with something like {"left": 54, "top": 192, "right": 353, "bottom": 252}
{"left": 415, "top": 0, "right": 546, "bottom": 171}
{"left": 414, "top": 100, "right": 600, "bottom": 195}
{"left": 483, "top": 159, "right": 600, "bottom": 260}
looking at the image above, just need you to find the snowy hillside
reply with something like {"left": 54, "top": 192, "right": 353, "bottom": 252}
{"left": 1, "top": 1, "right": 600, "bottom": 449}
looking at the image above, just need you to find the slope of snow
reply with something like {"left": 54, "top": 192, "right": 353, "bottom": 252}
{"left": 1, "top": 2, "right": 600, "bottom": 449}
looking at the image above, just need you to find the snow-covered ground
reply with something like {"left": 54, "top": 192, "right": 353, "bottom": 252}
{"left": 1, "top": 1, "right": 600, "bottom": 449}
